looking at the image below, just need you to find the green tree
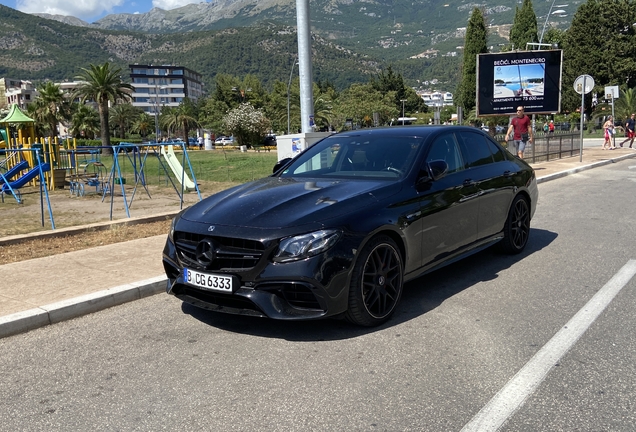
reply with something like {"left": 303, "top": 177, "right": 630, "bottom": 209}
{"left": 333, "top": 83, "right": 398, "bottom": 129}
{"left": 131, "top": 112, "right": 154, "bottom": 140}
{"left": 199, "top": 97, "right": 231, "bottom": 136}
{"left": 370, "top": 66, "right": 427, "bottom": 115}
{"left": 509, "top": 0, "right": 538, "bottom": 50}
{"left": 73, "top": 62, "right": 134, "bottom": 151}
{"left": 69, "top": 104, "right": 100, "bottom": 139}
{"left": 32, "top": 81, "right": 66, "bottom": 138}
{"left": 109, "top": 104, "right": 141, "bottom": 139}
{"left": 562, "top": 0, "right": 636, "bottom": 113}
{"left": 457, "top": 8, "right": 488, "bottom": 113}
{"left": 161, "top": 99, "right": 200, "bottom": 141}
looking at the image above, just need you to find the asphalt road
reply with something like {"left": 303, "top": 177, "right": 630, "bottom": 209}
{"left": 1, "top": 159, "right": 635, "bottom": 431}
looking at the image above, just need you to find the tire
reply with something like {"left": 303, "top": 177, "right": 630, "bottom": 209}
{"left": 345, "top": 235, "right": 404, "bottom": 326}
{"left": 499, "top": 195, "right": 530, "bottom": 254}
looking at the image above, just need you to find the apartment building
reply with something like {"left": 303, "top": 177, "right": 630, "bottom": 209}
{"left": 128, "top": 64, "right": 204, "bottom": 116}
{"left": 1, "top": 78, "right": 37, "bottom": 110}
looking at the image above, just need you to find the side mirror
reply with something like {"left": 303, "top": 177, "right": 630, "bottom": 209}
{"left": 427, "top": 160, "right": 448, "bottom": 181}
{"left": 273, "top": 158, "right": 292, "bottom": 174}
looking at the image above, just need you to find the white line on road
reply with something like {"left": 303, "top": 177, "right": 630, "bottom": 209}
{"left": 461, "top": 259, "right": 636, "bottom": 432}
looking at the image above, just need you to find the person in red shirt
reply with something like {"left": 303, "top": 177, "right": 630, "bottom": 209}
{"left": 548, "top": 120, "right": 555, "bottom": 134}
{"left": 505, "top": 106, "right": 533, "bottom": 158}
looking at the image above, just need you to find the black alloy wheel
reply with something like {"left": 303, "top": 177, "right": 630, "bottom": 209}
{"left": 346, "top": 235, "right": 404, "bottom": 326}
{"left": 500, "top": 195, "right": 530, "bottom": 254}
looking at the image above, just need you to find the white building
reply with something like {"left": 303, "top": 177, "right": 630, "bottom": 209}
{"left": 129, "top": 64, "right": 204, "bottom": 117}
{"left": 1, "top": 79, "right": 37, "bottom": 110}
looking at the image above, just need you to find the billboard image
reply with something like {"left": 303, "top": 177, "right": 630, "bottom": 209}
{"left": 477, "top": 50, "right": 562, "bottom": 116}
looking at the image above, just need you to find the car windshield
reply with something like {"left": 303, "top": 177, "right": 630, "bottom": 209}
{"left": 280, "top": 134, "right": 422, "bottom": 179}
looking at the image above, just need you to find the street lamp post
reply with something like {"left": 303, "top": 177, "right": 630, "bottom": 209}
{"left": 539, "top": 0, "right": 568, "bottom": 44}
{"left": 287, "top": 61, "right": 299, "bottom": 134}
{"left": 400, "top": 99, "right": 407, "bottom": 125}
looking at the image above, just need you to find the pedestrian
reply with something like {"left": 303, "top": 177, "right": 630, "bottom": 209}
{"left": 548, "top": 120, "right": 555, "bottom": 134}
{"left": 602, "top": 116, "right": 615, "bottom": 150}
{"left": 543, "top": 122, "right": 549, "bottom": 133}
{"left": 198, "top": 135, "right": 204, "bottom": 150}
{"left": 618, "top": 113, "right": 635, "bottom": 148}
{"left": 505, "top": 106, "right": 533, "bottom": 158}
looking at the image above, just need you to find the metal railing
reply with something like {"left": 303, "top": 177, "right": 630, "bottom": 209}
{"left": 495, "top": 132, "right": 579, "bottom": 163}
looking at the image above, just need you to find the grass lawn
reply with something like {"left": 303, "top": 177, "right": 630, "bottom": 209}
{"left": 72, "top": 148, "right": 280, "bottom": 190}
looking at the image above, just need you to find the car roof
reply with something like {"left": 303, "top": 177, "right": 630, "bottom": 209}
{"left": 332, "top": 125, "right": 487, "bottom": 139}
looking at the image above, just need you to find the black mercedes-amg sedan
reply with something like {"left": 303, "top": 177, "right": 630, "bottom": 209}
{"left": 162, "top": 126, "right": 538, "bottom": 326}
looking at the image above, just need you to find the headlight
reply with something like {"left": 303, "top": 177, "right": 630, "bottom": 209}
{"left": 274, "top": 229, "right": 341, "bottom": 262}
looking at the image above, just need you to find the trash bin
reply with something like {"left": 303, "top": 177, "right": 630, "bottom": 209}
{"left": 240, "top": 145, "right": 247, "bottom": 152}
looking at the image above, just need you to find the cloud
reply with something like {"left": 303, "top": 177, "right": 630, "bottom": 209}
{"left": 16, "top": 0, "right": 124, "bottom": 20}
{"left": 152, "top": 0, "right": 203, "bottom": 10}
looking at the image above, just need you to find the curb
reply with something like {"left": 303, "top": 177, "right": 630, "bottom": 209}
{"left": 535, "top": 152, "right": 636, "bottom": 184}
{"left": 2, "top": 152, "right": 636, "bottom": 339}
{"left": 0, "top": 276, "right": 166, "bottom": 339}
{"left": 0, "top": 211, "right": 179, "bottom": 247}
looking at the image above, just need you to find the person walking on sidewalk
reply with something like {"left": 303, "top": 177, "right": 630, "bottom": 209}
{"left": 548, "top": 120, "right": 555, "bottom": 134}
{"left": 505, "top": 106, "right": 533, "bottom": 158}
{"left": 618, "top": 113, "right": 635, "bottom": 148}
{"left": 602, "top": 116, "right": 616, "bottom": 150}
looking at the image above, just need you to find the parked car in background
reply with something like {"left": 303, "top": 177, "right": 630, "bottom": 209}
{"left": 162, "top": 126, "right": 538, "bottom": 327}
{"left": 214, "top": 136, "right": 234, "bottom": 146}
{"left": 263, "top": 135, "right": 277, "bottom": 146}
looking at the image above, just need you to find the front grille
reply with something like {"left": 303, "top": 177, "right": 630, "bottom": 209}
{"left": 174, "top": 231, "right": 265, "bottom": 271}
{"left": 260, "top": 282, "right": 323, "bottom": 311}
{"left": 177, "top": 286, "right": 265, "bottom": 314}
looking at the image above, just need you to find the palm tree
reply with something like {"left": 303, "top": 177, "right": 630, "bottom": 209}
{"left": 70, "top": 104, "right": 100, "bottom": 139}
{"left": 73, "top": 62, "right": 133, "bottom": 151}
{"left": 131, "top": 112, "right": 154, "bottom": 141}
{"left": 161, "top": 99, "right": 200, "bottom": 141}
{"left": 109, "top": 103, "right": 141, "bottom": 139}
{"left": 31, "top": 82, "right": 66, "bottom": 138}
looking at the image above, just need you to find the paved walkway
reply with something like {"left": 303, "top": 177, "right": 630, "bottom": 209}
{"left": 2, "top": 146, "right": 636, "bottom": 338}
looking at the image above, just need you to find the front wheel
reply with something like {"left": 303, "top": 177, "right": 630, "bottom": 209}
{"left": 346, "top": 236, "right": 404, "bottom": 326}
{"left": 499, "top": 195, "right": 530, "bottom": 254}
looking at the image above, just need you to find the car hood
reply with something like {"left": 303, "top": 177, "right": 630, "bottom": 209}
{"left": 181, "top": 177, "right": 400, "bottom": 229}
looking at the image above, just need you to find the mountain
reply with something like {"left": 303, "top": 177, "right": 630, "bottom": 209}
{"left": 0, "top": 5, "right": 387, "bottom": 91}
{"left": 3, "top": 1, "right": 576, "bottom": 92}
{"left": 34, "top": 0, "right": 577, "bottom": 61}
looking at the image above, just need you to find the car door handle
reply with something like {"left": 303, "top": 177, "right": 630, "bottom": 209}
{"left": 463, "top": 179, "right": 476, "bottom": 186}
{"left": 503, "top": 170, "right": 514, "bottom": 177}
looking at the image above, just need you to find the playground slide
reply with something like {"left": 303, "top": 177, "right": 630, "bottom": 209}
{"left": 1, "top": 163, "right": 50, "bottom": 192}
{"left": 0, "top": 160, "right": 29, "bottom": 185}
{"left": 160, "top": 145, "right": 195, "bottom": 191}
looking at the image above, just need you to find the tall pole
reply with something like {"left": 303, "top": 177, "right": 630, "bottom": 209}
{"left": 154, "top": 81, "right": 160, "bottom": 142}
{"left": 539, "top": 0, "right": 556, "bottom": 44}
{"left": 287, "top": 61, "right": 298, "bottom": 135}
{"left": 400, "top": 99, "right": 407, "bottom": 125}
{"left": 296, "top": 0, "right": 315, "bottom": 133}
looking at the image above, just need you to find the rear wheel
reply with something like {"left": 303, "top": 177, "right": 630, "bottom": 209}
{"left": 346, "top": 236, "right": 404, "bottom": 326}
{"left": 499, "top": 195, "right": 530, "bottom": 254}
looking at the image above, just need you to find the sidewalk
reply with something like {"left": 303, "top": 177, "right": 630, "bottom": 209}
{"left": 2, "top": 146, "right": 636, "bottom": 338}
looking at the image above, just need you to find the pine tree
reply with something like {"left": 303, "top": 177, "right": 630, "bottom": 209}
{"left": 457, "top": 8, "right": 488, "bottom": 113}
{"left": 509, "top": 0, "right": 538, "bottom": 50}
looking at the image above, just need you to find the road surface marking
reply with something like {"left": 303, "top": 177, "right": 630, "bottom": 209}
{"left": 461, "top": 259, "right": 636, "bottom": 432}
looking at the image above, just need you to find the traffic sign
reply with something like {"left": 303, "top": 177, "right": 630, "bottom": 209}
{"left": 574, "top": 75, "right": 594, "bottom": 95}
{"left": 605, "top": 85, "right": 619, "bottom": 99}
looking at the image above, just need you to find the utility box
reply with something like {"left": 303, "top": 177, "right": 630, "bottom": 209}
{"left": 276, "top": 132, "right": 333, "bottom": 162}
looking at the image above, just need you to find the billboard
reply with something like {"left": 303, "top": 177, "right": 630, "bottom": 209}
{"left": 476, "top": 50, "right": 563, "bottom": 116}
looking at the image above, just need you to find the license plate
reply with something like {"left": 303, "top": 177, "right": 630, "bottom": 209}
{"left": 183, "top": 268, "right": 234, "bottom": 293}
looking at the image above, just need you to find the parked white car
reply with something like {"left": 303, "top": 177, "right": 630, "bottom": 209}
{"left": 214, "top": 136, "right": 235, "bottom": 145}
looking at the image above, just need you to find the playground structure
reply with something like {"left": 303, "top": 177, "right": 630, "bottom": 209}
{"left": 1, "top": 104, "right": 202, "bottom": 227}
{"left": 100, "top": 142, "right": 202, "bottom": 219}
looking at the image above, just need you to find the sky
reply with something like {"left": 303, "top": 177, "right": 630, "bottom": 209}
{"left": 1, "top": 0, "right": 210, "bottom": 23}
